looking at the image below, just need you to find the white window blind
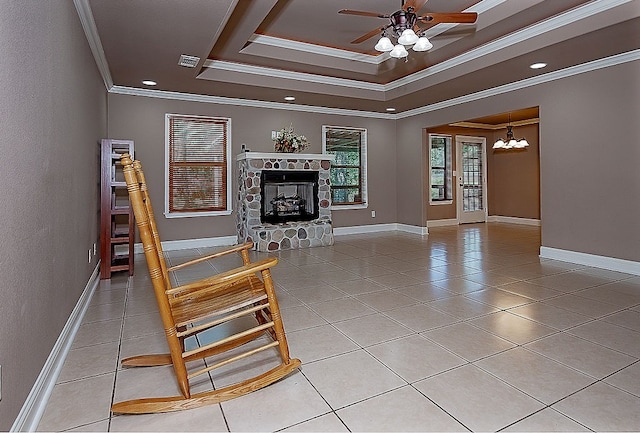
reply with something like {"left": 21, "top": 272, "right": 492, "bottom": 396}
{"left": 166, "top": 114, "right": 231, "bottom": 216}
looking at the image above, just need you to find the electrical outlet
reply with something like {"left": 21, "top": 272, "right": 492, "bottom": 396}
{"left": 271, "top": 130, "right": 277, "bottom": 140}
{"left": 371, "top": 210, "right": 376, "bottom": 218}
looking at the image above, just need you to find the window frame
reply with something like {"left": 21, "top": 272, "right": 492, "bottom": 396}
{"left": 164, "top": 113, "right": 233, "bottom": 218}
{"left": 428, "top": 133, "right": 453, "bottom": 205}
{"left": 322, "top": 125, "right": 368, "bottom": 210}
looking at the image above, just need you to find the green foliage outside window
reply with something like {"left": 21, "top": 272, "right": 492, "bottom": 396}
{"left": 430, "top": 135, "right": 452, "bottom": 201}
{"left": 324, "top": 127, "right": 366, "bottom": 206}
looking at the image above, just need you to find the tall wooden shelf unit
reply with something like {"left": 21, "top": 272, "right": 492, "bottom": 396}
{"left": 100, "top": 139, "right": 135, "bottom": 279}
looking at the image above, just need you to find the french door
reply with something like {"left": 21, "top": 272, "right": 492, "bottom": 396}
{"left": 456, "top": 135, "right": 487, "bottom": 224}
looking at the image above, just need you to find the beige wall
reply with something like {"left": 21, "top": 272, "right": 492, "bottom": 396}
{"left": 396, "top": 60, "right": 640, "bottom": 262}
{"left": 487, "top": 123, "right": 540, "bottom": 219}
{"left": 106, "top": 94, "right": 398, "bottom": 240}
{"left": 539, "top": 62, "right": 640, "bottom": 261}
{"left": 0, "top": 2, "right": 107, "bottom": 429}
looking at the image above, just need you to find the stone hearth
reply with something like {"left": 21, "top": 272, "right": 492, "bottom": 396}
{"left": 236, "top": 152, "right": 334, "bottom": 251}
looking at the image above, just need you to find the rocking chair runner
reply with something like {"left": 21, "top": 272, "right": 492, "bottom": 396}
{"left": 113, "top": 154, "right": 300, "bottom": 414}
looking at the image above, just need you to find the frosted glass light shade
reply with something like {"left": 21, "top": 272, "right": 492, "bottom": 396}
{"left": 413, "top": 37, "right": 433, "bottom": 51}
{"left": 374, "top": 36, "right": 394, "bottom": 52}
{"left": 389, "top": 44, "right": 409, "bottom": 58}
{"left": 398, "top": 29, "right": 419, "bottom": 45}
{"left": 517, "top": 139, "right": 529, "bottom": 148}
{"left": 493, "top": 139, "right": 505, "bottom": 149}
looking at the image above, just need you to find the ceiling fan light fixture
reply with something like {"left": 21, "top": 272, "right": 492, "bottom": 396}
{"left": 389, "top": 44, "right": 409, "bottom": 58}
{"left": 375, "top": 36, "right": 394, "bottom": 52}
{"left": 397, "top": 29, "right": 419, "bottom": 45}
{"left": 412, "top": 36, "right": 433, "bottom": 51}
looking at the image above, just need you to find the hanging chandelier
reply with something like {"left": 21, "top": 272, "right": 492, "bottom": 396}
{"left": 493, "top": 115, "right": 529, "bottom": 149}
{"left": 374, "top": 9, "right": 433, "bottom": 59}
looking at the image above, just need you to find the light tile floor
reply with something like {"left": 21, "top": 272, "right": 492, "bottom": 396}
{"left": 37, "top": 223, "right": 640, "bottom": 432}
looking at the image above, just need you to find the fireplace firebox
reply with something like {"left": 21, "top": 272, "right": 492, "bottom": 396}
{"left": 261, "top": 170, "right": 319, "bottom": 224}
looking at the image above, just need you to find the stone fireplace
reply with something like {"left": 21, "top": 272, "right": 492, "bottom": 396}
{"left": 237, "top": 152, "right": 334, "bottom": 251}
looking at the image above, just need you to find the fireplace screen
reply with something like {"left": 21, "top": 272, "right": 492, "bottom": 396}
{"left": 261, "top": 170, "right": 319, "bottom": 224}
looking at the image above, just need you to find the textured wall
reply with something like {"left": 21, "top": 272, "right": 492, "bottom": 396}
{"left": 0, "top": 2, "right": 106, "bottom": 429}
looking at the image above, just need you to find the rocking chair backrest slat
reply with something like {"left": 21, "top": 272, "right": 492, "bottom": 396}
{"left": 121, "top": 153, "right": 190, "bottom": 396}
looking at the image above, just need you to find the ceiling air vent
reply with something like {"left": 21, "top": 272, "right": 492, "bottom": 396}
{"left": 178, "top": 54, "right": 200, "bottom": 68}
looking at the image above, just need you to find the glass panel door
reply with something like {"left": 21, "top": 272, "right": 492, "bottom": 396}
{"left": 456, "top": 136, "right": 487, "bottom": 224}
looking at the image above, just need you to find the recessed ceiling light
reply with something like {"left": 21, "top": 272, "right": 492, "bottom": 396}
{"left": 529, "top": 62, "right": 547, "bottom": 69}
{"left": 386, "top": 107, "right": 396, "bottom": 112}
{"left": 142, "top": 80, "right": 157, "bottom": 86}
{"left": 284, "top": 96, "right": 296, "bottom": 101}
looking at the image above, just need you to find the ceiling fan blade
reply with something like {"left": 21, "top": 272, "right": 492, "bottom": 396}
{"left": 351, "top": 27, "right": 387, "bottom": 44}
{"left": 418, "top": 12, "right": 478, "bottom": 24}
{"left": 338, "top": 9, "right": 388, "bottom": 19}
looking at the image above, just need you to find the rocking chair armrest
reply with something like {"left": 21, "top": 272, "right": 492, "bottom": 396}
{"left": 166, "top": 256, "right": 279, "bottom": 296}
{"left": 167, "top": 242, "right": 254, "bottom": 272}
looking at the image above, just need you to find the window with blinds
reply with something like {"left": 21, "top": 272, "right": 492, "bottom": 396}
{"left": 165, "top": 114, "right": 232, "bottom": 217}
{"left": 322, "top": 126, "right": 367, "bottom": 208}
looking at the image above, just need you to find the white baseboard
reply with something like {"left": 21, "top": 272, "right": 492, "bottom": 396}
{"left": 427, "top": 219, "right": 459, "bottom": 227}
{"left": 135, "top": 235, "right": 238, "bottom": 253}
{"left": 11, "top": 263, "right": 101, "bottom": 432}
{"left": 136, "top": 226, "right": 435, "bottom": 252}
{"left": 540, "top": 246, "right": 640, "bottom": 276}
{"left": 333, "top": 223, "right": 428, "bottom": 236}
{"left": 488, "top": 215, "right": 541, "bottom": 226}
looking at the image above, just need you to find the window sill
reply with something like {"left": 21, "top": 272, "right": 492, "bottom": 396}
{"left": 331, "top": 203, "right": 368, "bottom": 210}
{"left": 164, "top": 209, "right": 233, "bottom": 218}
{"left": 429, "top": 200, "right": 453, "bottom": 206}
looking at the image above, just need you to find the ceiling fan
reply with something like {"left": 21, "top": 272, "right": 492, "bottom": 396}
{"left": 339, "top": 0, "right": 478, "bottom": 58}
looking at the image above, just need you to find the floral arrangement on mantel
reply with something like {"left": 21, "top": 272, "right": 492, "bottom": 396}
{"left": 273, "top": 123, "right": 309, "bottom": 153}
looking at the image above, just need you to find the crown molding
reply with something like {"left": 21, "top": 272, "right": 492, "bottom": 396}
{"left": 450, "top": 118, "right": 540, "bottom": 130}
{"left": 109, "top": 86, "right": 395, "bottom": 119}
{"left": 397, "top": 49, "right": 640, "bottom": 119}
{"left": 110, "top": 49, "right": 638, "bottom": 120}
{"left": 248, "top": 34, "right": 383, "bottom": 65}
{"left": 201, "top": 59, "right": 386, "bottom": 92}
{"left": 73, "top": 0, "right": 113, "bottom": 90}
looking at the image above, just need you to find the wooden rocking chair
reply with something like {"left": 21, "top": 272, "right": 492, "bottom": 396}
{"left": 112, "top": 154, "right": 300, "bottom": 414}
